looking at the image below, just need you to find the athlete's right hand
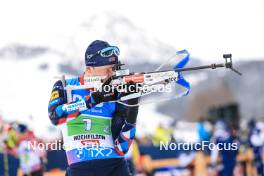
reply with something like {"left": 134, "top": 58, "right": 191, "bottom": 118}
{"left": 89, "top": 77, "right": 118, "bottom": 105}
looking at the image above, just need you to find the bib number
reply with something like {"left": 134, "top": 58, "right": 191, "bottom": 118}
{"left": 82, "top": 118, "right": 92, "bottom": 131}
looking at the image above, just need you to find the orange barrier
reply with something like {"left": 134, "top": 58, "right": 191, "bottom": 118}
{"left": 44, "top": 169, "right": 65, "bottom": 176}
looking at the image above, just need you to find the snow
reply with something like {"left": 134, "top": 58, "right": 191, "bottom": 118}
{"left": 0, "top": 53, "right": 62, "bottom": 138}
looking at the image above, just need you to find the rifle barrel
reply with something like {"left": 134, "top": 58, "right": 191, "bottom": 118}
{"left": 174, "top": 63, "right": 225, "bottom": 72}
{"left": 116, "top": 61, "right": 237, "bottom": 79}
{"left": 144, "top": 63, "right": 226, "bottom": 75}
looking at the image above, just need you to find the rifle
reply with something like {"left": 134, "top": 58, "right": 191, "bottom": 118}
{"left": 109, "top": 54, "right": 241, "bottom": 102}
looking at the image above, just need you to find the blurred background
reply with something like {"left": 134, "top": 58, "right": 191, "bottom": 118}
{"left": 0, "top": 0, "right": 264, "bottom": 175}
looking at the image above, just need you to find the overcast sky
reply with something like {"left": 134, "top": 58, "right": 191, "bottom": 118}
{"left": 0, "top": 0, "right": 263, "bottom": 61}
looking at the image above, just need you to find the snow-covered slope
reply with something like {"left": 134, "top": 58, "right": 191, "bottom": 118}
{"left": 0, "top": 51, "right": 62, "bottom": 138}
{"left": 1, "top": 12, "right": 181, "bottom": 66}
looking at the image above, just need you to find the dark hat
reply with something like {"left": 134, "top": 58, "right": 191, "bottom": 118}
{"left": 85, "top": 40, "right": 119, "bottom": 67}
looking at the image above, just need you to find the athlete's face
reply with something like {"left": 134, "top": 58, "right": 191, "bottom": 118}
{"left": 85, "top": 65, "right": 114, "bottom": 79}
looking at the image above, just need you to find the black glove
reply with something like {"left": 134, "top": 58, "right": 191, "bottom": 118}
{"left": 90, "top": 77, "right": 118, "bottom": 105}
{"left": 120, "top": 82, "right": 142, "bottom": 97}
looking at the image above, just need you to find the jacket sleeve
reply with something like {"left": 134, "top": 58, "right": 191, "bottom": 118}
{"left": 111, "top": 98, "right": 139, "bottom": 155}
{"left": 49, "top": 78, "right": 127, "bottom": 126}
{"left": 48, "top": 80, "right": 104, "bottom": 125}
{"left": 48, "top": 80, "right": 68, "bottom": 125}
